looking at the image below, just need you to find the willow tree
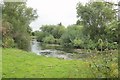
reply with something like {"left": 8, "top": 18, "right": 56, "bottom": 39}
{"left": 2, "top": 2, "right": 38, "bottom": 50}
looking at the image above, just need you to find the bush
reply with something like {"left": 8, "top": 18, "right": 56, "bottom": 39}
{"left": 15, "top": 34, "right": 31, "bottom": 51}
{"left": 107, "top": 42, "right": 118, "bottom": 50}
{"left": 2, "top": 37, "right": 15, "bottom": 48}
{"left": 35, "top": 31, "right": 48, "bottom": 42}
{"left": 55, "top": 39, "right": 62, "bottom": 44}
{"left": 43, "top": 35, "right": 55, "bottom": 44}
{"left": 96, "top": 39, "right": 118, "bottom": 50}
{"left": 72, "top": 38, "right": 84, "bottom": 48}
{"left": 89, "top": 52, "right": 118, "bottom": 78}
{"left": 97, "top": 39, "right": 106, "bottom": 51}
{"left": 60, "top": 32, "right": 71, "bottom": 47}
{"left": 87, "top": 39, "right": 97, "bottom": 50}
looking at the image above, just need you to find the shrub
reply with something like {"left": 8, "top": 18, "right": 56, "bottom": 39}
{"left": 35, "top": 31, "right": 48, "bottom": 42}
{"left": 55, "top": 39, "right": 62, "bottom": 44}
{"left": 107, "top": 42, "right": 118, "bottom": 50}
{"left": 89, "top": 52, "right": 118, "bottom": 78}
{"left": 2, "top": 37, "right": 15, "bottom": 48}
{"left": 72, "top": 38, "right": 84, "bottom": 48}
{"left": 15, "top": 34, "right": 31, "bottom": 51}
{"left": 60, "top": 33, "right": 72, "bottom": 47}
{"left": 43, "top": 35, "right": 55, "bottom": 44}
{"left": 87, "top": 39, "right": 97, "bottom": 50}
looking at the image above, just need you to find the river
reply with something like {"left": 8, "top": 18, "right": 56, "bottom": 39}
{"left": 31, "top": 39, "right": 93, "bottom": 60}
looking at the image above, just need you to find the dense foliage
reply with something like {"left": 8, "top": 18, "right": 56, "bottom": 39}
{"left": 2, "top": 2, "right": 38, "bottom": 50}
{"left": 35, "top": 1, "right": 118, "bottom": 51}
{"left": 76, "top": 1, "right": 118, "bottom": 50}
{"left": 35, "top": 24, "right": 65, "bottom": 44}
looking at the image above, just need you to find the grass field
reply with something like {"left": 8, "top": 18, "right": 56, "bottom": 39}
{"left": 2, "top": 48, "right": 118, "bottom": 78}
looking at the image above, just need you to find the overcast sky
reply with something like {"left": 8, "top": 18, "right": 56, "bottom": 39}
{"left": 27, "top": 0, "right": 118, "bottom": 31}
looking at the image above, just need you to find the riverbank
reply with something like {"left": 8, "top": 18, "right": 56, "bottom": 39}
{"left": 2, "top": 48, "right": 118, "bottom": 78}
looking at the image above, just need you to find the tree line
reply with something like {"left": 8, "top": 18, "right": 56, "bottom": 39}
{"left": 1, "top": 1, "right": 118, "bottom": 51}
{"left": 34, "top": 1, "right": 118, "bottom": 51}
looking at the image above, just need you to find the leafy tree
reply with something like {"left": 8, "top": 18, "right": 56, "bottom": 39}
{"left": 40, "top": 25, "right": 55, "bottom": 35}
{"left": 76, "top": 2, "right": 116, "bottom": 41}
{"left": 35, "top": 31, "right": 49, "bottom": 42}
{"left": 105, "top": 20, "right": 118, "bottom": 43}
{"left": 76, "top": 20, "right": 83, "bottom": 25}
{"left": 61, "top": 25, "right": 83, "bottom": 47}
{"left": 52, "top": 25, "right": 65, "bottom": 39}
{"left": 40, "top": 24, "right": 65, "bottom": 39}
{"left": 2, "top": 2, "right": 38, "bottom": 50}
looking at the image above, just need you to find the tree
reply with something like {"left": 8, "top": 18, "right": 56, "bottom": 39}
{"left": 76, "top": 1, "right": 116, "bottom": 41}
{"left": 39, "top": 24, "right": 65, "bottom": 39}
{"left": 40, "top": 25, "right": 55, "bottom": 35}
{"left": 52, "top": 25, "right": 65, "bottom": 39}
{"left": 2, "top": 2, "right": 38, "bottom": 50}
{"left": 105, "top": 20, "right": 118, "bottom": 43}
{"left": 76, "top": 20, "right": 83, "bottom": 25}
{"left": 61, "top": 25, "right": 83, "bottom": 47}
{"left": 58, "top": 22, "right": 62, "bottom": 26}
{"left": 35, "top": 31, "right": 49, "bottom": 42}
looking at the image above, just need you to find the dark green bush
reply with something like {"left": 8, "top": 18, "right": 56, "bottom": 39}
{"left": 15, "top": 34, "right": 31, "bottom": 51}
{"left": 43, "top": 35, "right": 55, "bottom": 44}
{"left": 55, "top": 39, "right": 61, "bottom": 44}
{"left": 2, "top": 37, "right": 15, "bottom": 48}
{"left": 35, "top": 31, "right": 49, "bottom": 42}
{"left": 72, "top": 38, "right": 84, "bottom": 48}
{"left": 87, "top": 39, "right": 97, "bottom": 50}
{"left": 107, "top": 42, "right": 118, "bottom": 50}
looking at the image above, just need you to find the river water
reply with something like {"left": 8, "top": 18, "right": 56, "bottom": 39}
{"left": 31, "top": 39, "right": 92, "bottom": 60}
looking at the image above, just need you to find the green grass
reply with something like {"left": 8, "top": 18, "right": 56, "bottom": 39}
{"left": 2, "top": 48, "right": 93, "bottom": 78}
{"left": 2, "top": 48, "right": 118, "bottom": 78}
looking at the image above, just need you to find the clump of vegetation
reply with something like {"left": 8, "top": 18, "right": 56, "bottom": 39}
{"left": 2, "top": 37, "right": 15, "bottom": 48}
{"left": 72, "top": 38, "right": 84, "bottom": 48}
{"left": 43, "top": 35, "right": 55, "bottom": 44}
{"left": 88, "top": 50, "right": 118, "bottom": 78}
{"left": 35, "top": 31, "right": 48, "bottom": 42}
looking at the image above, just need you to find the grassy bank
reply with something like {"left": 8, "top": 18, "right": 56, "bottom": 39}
{"left": 2, "top": 48, "right": 118, "bottom": 78}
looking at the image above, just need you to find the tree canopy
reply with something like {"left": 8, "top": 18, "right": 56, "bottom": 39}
{"left": 76, "top": 1, "right": 117, "bottom": 42}
{"left": 2, "top": 2, "right": 38, "bottom": 50}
